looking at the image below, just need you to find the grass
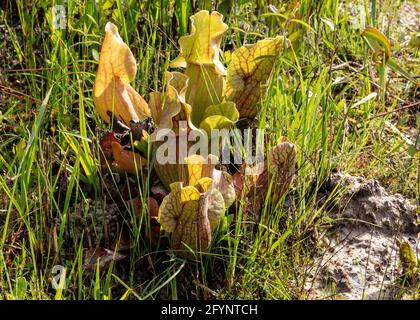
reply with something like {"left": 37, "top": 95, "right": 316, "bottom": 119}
{"left": 0, "top": 0, "right": 419, "bottom": 300}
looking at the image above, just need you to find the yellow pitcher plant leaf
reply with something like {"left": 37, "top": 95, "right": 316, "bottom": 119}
{"left": 183, "top": 154, "right": 205, "bottom": 187}
{"left": 267, "top": 139, "right": 297, "bottom": 203}
{"left": 199, "top": 101, "right": 239, "bottom": 134}
{"left": 159, "top": 183, "right": 199, "bottom": 233}
{"left": 152, "top": 134, "right": 184, "bottom": 190}
{"left": 159, "top": 154, "right": 234, "bottom": 254}
{"left": 196, "top": 176, "right": 214, "bottom": 192}
{"left": 226, "top": 36, "right": 285, "bottom": 120}
{"left": 212, "top": 170, "right": 235, "bottom": 208}
{"left": 194, "top": 173, "right": 227, "bottom": 231}
{"left": 159, "top": 182, "right": 212, "bottom": 253}
{"left": 152, "top": 130, "right": 193, "bottom": 190}
{"left": 170, "top": 10, "right": 228, "bottom": 74}
{"left": 93, "top": 22, "right": 151, "bottom": 124}
{"left": 201, "top": 154, "right": 236, "bottom": 208}
{"left": 184, "top": 65, "right": 225, "bottom": 125}
{"left": 199, "top": 115, "right": 234, "bottom": 136}
{"left": 148, "top": 92, "right": 163, "bottom": 125}
{"left": 167, "top": 72, "right": 191, "bottom": 125}
{"left": 150, "top": 72, "right": 194, "bottom": 190}
{"left": 170, "top": 10, "right": 228, "bottom": 126}
{"left": 149, "top": 72, "right": 189, "bottom": 130}
{"left": 240, "top": 138, "right": 297, "bottom": 206}
{"left": 202, "top": 102, "right": 239, "bottom": 121}
{"left": 235, "top": 138, "right": 297, "bottom": 217}
{"left": 206, "top": 185, "right": 226, "bottom": 230}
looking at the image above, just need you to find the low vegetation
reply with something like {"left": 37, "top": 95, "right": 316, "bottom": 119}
{"left": 0, "top": 0, "right": 418, "bottom": 299}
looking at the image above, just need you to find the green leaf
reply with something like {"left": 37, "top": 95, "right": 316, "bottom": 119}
{"left": 362, "top": 26, "right": 416, "bottom": 83}
{"left": 320, "top": 17, "right": 335, "bottom": 31}
{"left": 362, "top": 26, "right": 391, "bottom": 59}
{"left": 399, "top": 240, "right": 418, "bottom": 282}
{"left": 386, "top": 58, "right": 417, "bottom": 84}
{"left": 14, "top": 277, "right": 27, "bottom": 300}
